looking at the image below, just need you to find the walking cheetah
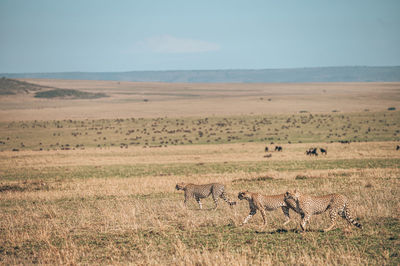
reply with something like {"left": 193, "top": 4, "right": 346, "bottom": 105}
{"left": 237, "top": 191, "right": 299, "bottom": 226}
{"left": 284, "top": 189, "right": 363, "bottom": 232}
{"left": 175, "top": 182, "right": 236, "bottom": 209}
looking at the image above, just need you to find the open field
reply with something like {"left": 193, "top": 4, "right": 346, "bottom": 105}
{"left": 0, "top": 113, "right": 399, "bottom": 264}
{"left": 0, "top": 80, "right": 399, "bottom": 264}
{"left": 0, "top": 79, "right": 399, "bottom": 121}
{"left": 0, "top": 110, "right": 399, "bottom": 152}
{"left": 0, "top": 140, "right": 399, "bottom": 264}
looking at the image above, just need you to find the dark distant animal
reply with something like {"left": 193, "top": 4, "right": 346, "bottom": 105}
{"left": 306, "top": 148, "right": 318, "bottom": 156}
{"left": 397, "top": 145, "right": 400, "bottom": 151}
{"left": 264, "top": 154, "right": 272, "bottom": 158}
{"left": 265, "top": 146, "right": 269, "bottom": 152}
{"left": 275, "top": 146, "right": 282, "bottom": 152}
{"left": 320, "top": 148, "right": 327, "bottom": 155}
{"left": 175, "top": 182, "right": 236, "bottom": 209}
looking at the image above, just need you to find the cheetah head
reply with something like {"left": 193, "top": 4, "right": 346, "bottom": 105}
{"left": 175, "top": 183, "right": 187, "bottom": 191}
{"left": 238, "top": 191, "right": 252, "bottom": 200}
{"left": 284, "top": 189, "right": 300, "bottom": 201}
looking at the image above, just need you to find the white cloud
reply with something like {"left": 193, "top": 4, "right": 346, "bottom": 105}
{"left": 135, "top": 35, "right": 220, "bottom": 54}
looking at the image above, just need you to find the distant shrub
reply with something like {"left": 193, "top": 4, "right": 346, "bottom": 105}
{"left": 332, "top": 110, "right": 340, "bottom": 112}
{"left": 255, "top": 175, "right": 274, "bottom": 181}
{"left": 34, "top": 89, "right": 107, "bottom": 99}
{"left": 299, "top": 110, "right": 308, "bottom": 113}
{"left": 388, "top": 107, "right": 396, "bottom": 111}
{"left": 295, "top": 175, "right": 318, "bottom": 180}
{"left": 232, "top": 175, "right": 274, "bottom": 183}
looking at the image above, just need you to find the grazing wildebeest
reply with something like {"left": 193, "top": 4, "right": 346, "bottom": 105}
{"left": 320, "top": 147, "right": 327, "bottom": 155}
{"left": 265, "top": 146, "right": 269, "bottom": 152}
{"left": 306, "top": 148, "right": 318, "bottom": 156}
{"left": 396, "top": 145, "right": 400, "bottom": 151}
{"left": 275, "top": 146, "right": 282, "bottom": 152}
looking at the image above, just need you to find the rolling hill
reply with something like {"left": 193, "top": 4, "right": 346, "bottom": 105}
{"left": 0, "top": 78, "right": 107, "bottom": 99}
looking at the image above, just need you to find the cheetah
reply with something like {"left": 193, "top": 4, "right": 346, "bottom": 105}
{"left": 175, "top": 182, "right": 236, "bottom": 209}
{"left": 237, "top": 191, "right": 299, "bottom": 226}
{"left": 284, "top": 189, "right": 362, "bottom": 232}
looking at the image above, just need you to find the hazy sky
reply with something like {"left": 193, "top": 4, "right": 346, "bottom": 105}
{"left": 1, "top": 0, "right": 399, "bottom": 73}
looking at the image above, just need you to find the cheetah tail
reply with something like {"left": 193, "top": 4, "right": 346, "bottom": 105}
{"left": 221, "top": 192, "right": 237, "bottom": 206}
{"left": 344, "top": 204, "right": 363, "bottom": 229}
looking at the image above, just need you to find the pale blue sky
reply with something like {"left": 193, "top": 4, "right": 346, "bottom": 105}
{"left": 1, "top": 0, "right": 399, "bottom": 73}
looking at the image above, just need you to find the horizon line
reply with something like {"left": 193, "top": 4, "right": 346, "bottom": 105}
{"left": 1, "top": 65, "right": 400, "bottom": 75}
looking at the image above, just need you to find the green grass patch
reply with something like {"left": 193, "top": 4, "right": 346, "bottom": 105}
{"left": 0, "top": 110, "right": 399, "bottom": 151}
{"left": 2, "top": 158, "right": 399, "bottom": 181}
{"left": 34, "top": 89, "right": 107, "bottom": 99}
{"left": 0, "top": 77, "right": 50, "bottom": 95}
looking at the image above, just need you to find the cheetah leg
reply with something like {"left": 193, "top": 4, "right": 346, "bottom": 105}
{"left": 282, "top": 206, "right": 291, "bottom": 226}
{"left": 241, "top": 208, "right": 257, "bottom": 225}
{"left": 212, "top": 194, "right": 219, "bottom": 210}
{"left": 260, "top": 208, "right": 268, "bottom": 226}
{"left": 195, "top": 196, "right": 202, "bottom": 209}
{"left": 183, "top": 193, "right": 190, "bottom": 208}
{"left": 340, "top": 211, "right": 352, "bottom": 231}
{"left": 324, "top": 210, "right": 338, "bottom": 232}
{"left": 301, "top": 214, "right": 310, "bottom": 231}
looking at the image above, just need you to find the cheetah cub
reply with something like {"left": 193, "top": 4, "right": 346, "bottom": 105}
{"left": 237, "top": 191, "right": 299, "bottom": 226}
{"left": 284, "top": 189, "right": 363, "bottom": 232}
{"left": 175, "top": 182, "right": 236, "bottom": 209}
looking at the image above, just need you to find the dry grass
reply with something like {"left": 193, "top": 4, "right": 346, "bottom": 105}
{"left": 1, "top": 168, "right": 398, "bottom": 264}
{"left": 2, "top": 141, "right": 400, "bottom": 168}
{"left": 0, "top": 84, "right": 399, "bottom": 264}
{"left": 1, "top": 140, "right": 399, "bottom": 264}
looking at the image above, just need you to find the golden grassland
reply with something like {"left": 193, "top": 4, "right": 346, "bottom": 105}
{"left": 0, "top": 80, "right": 399, "bottom": 264}
{"left": 2, "top": 141, "right": 400, "bottom": 168}
{"left": 1, "top": 138, "right": 399, "bottom": 264}
{"left": 0, "top": 80, "right": 399, "bottom": 121}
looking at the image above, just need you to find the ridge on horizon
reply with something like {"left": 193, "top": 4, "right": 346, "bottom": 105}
{"left": 2, "top": 65, "right": 400, "bottom": 74}
{"left": 2, "top": 66, "right": 400, "bottom": 83}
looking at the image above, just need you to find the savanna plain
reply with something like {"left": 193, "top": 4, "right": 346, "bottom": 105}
{"left": 0, "top": 79, "right": 399, "bottom": 265}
